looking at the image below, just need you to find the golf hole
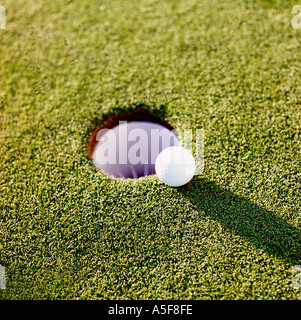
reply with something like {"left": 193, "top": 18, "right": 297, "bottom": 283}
{"left": 87, "top": 109, "right": 179, "bottom": 179}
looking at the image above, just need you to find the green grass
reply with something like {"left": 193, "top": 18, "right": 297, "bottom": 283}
{"left": 0, "top": 0, "right": 300, "bottom": 299}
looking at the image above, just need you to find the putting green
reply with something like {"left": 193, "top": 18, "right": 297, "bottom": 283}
{"left": 0, "top": 0, "right": 300, "bottom": 299}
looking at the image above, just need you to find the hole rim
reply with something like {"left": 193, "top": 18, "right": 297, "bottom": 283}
{"left": 87, "top": 108, "right": 176, "bottom": 159}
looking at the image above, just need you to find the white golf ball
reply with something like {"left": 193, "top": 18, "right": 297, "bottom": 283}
{"left": 155, "top": 146, "right": 196, "bottom": 187}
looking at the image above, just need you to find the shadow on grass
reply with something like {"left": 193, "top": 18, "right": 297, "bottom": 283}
{"left": 180, "top": 177, "right": 301, "bottom": 265}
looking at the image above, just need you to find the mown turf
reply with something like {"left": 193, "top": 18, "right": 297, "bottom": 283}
{"left": 0, "top": 0, "right": 300, "bottom": 299}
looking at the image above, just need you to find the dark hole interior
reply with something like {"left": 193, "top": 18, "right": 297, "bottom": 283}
{"left": 88, "top": 109, "right": 179, "bottom": 179}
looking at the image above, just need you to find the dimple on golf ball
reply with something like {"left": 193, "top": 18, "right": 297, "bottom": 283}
{"left": 155, "top": 146, "right": 196, "bottom": 187}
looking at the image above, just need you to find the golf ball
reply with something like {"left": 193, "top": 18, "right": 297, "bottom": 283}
{"left": 155, "top": 146, "right": 196, "bottom": 187}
